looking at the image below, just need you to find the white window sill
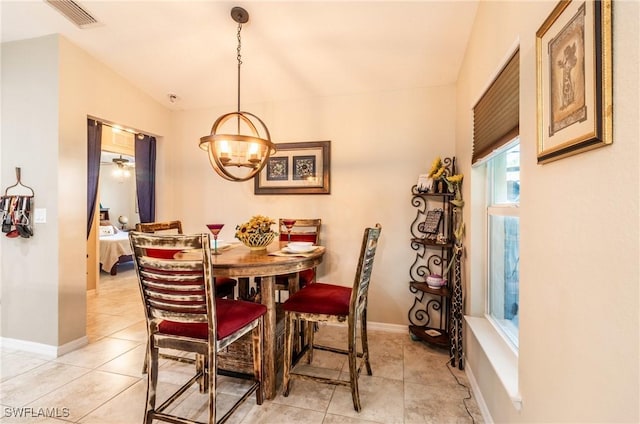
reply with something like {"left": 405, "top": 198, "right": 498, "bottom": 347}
{"left": 465, "top": 315, "right": 522, "bottom": 410}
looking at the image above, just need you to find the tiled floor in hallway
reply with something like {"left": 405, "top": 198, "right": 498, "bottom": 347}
{"left": 1, "top": 265, "right": 483, "bottom": 423}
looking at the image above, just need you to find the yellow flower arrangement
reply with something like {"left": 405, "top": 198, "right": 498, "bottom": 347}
{"left": 446, "top": 173, "right": 464, "bottom": 206}
{"left": 432, "top": 167, "right": 446, "bottom": 180}
{"left": 426, "top": 157, "right": 464, "bottom": 206}
{"left": 235, "top": 215, "right": 277, "bottom": 239}
{"left": 427, "top": 157, "right": 443, "bottom": 178}
{"left": 446, "top": 174, "right": 464, "bottom": 185}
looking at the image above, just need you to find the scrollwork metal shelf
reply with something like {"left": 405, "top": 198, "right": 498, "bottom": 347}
{"left": 408, "top": 157, "right": 456, "bottom": 352}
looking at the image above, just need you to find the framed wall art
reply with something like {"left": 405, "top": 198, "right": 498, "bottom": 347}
{"left": 536, "top": 0, "right": 612, "bottom": 164}
{"left": 420, "top": 209, "right": 443, "bottom": 236}
{"left": 254, "top": 140, "right": 331, "bottom": 195}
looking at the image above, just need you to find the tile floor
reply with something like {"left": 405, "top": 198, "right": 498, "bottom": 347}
{"left": 1, "top": 264, "right": 484, "bottom": 423}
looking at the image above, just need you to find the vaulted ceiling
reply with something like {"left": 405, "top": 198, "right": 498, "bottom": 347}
{"left": 1, "top": 1, "right": 478, "bottom": 111}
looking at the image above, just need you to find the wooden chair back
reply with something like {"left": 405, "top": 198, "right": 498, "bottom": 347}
{"left": 129, "top": 232, "right": 214, "bottom": 330}
{"left": 350, "top": 223, "right": 382, "bottom": 317}
{"left": 279, "top": 218, "right": 321, "bottom": 244}
{"left": 136, "top": 220, "right": 183, "bottom": 234}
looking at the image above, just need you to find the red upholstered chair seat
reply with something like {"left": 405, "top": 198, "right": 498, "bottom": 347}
{"left": 213, "top": 277, "right": 237, "bottom": 297}
{"left": 159, "top": 299, "right": 267, "bottom": 340}
{"left": 282, "top": 283, "right": 351, "bottom": 316}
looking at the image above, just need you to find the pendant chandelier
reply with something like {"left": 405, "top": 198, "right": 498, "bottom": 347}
{"left": 199, "top": 6, "right": 276, "bottom": 182}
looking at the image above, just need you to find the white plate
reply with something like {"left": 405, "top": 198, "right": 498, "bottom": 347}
{"left": 283, "top": 245, "right": 317, "bottom": 254}
{"left": 288, "top": 241, "right": 313, "bottom": 247}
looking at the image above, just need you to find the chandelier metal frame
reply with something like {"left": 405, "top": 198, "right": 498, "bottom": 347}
{"left": 199, "top": 6, "right": 276, "bottom": 182}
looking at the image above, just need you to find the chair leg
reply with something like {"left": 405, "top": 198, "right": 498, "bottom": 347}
{"left": 145, "top": 343, "right": 159, "bottom": 424}
{"left": 361, "top": 309, "right": 372, "bottom": 375}
{"left": 282, "top": 313, "right": 295, "bottom": 397}
{"left": 252, "top": 317, "right": 264, "bottom": 405}
{"left": 207, "top": 349, "right": 216, "bottom": 424}
{"left": 306, "top": 320, "right": 315, "bottom": 364}
{"left": 348, "top": 316, "right": 362, "bottom": 412}
{"left": 197, "top": 354, "right": 207, "bottom": 393}
{"left": 142, "top": 340, "right": 149, "bottom": 374}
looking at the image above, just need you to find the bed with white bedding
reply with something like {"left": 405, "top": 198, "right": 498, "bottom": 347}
{"left": 99, "top": 230, "right": 132, "bottom": 275}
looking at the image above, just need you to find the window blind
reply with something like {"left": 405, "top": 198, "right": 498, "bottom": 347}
{"left": 472, "top": 50, "right": 520, "bottom": 164}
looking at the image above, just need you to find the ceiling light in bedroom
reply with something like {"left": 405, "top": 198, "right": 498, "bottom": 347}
{"left": 112, "top": 155, "right": 133, "bottom": 179}
{"left": 199, "top": 6, "right": 276, "bottom": 182}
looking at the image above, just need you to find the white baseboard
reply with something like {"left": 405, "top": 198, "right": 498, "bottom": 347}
{"left": 464, "top": 357, "right": 494, "bottom": 424}
{"left": 367, "top": 321, "right": 408, "bottom": 333}
{"left": 57, "top": 336, "right": 89, "bottom": 356}
{"left": 0, "top": 335, "right": 88, "bottom": 358}
{"left": 322, "top": 321, "right": 408, "bottom": 334}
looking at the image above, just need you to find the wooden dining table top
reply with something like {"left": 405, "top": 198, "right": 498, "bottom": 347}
{"left": 209, "top": 241, "right": 326, "bottom": 278}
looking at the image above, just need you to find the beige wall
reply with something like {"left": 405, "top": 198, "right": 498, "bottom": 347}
{"left": 1, "top": 36, "right": 60, "bottom": 347}
{"left": 1, "top": 35, "right": 172, "bottom": 351}
{"left": 456, "top": 1, "right": 639, "bottom": 422}
{"left": 166, "top": 86, "right": 456, "bottom": 325}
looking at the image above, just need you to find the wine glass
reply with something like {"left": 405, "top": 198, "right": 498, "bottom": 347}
{"left": 282, "top": 219, "right": 296, "bottom": 244}
{"left": 206, "top": 224, "right": 224, "bottom": 255}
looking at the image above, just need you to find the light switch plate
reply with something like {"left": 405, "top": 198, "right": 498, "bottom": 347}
{"left": 34, "top": 208, "right": 46, "bottom": 223}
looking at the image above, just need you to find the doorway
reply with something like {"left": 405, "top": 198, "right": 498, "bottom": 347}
{"left": 87, "top": 124, "right": 138, "bottom": 291}
{"left": 87, "top": 119, "right": 156, "bottom": 293}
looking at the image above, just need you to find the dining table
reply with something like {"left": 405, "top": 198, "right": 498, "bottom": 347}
{"left": 211, "top": 240, "right": 325, "bottom": 399}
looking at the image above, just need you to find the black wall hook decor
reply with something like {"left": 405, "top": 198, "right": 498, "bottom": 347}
{"left": 2, "top": 167, "right": 35, "bottom": 238}
{"left": 4, "top": 167, "right": 35, "bottom": 196}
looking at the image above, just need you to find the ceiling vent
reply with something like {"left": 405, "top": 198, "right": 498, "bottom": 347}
{"left": 45, "top": 0, "right": 99, "bottom": 28}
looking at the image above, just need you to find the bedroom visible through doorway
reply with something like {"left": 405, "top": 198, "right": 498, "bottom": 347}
{"left": 87, "top": 119, "right": 156, "bottom": 294}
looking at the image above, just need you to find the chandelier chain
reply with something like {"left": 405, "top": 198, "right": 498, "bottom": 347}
{"left": 236, "top": 23, "right": 243, "bottom": 67}
{"left": 236, "top": 22, "right": 243, "bottom": 118}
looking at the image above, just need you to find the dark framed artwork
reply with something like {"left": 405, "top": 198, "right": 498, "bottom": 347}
{"left": 536, "top": 0, "right": 612, "bottom": 164}
{"left": 254, "top": 141, "right": 331, "bottom": 195}
{"left": 419, "top": 209, "right": 443, "bottom": 235}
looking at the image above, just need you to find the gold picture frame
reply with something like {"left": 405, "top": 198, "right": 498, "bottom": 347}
{"left": 536, "top": 0, "right": 612, "bottom": 164}
{"left": 254, "top": 141, "right": 330, "bottom": 195}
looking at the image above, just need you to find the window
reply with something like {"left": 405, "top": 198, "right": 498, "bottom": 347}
{"left": 486, "top": 142, "right": 520, "bottom": 348}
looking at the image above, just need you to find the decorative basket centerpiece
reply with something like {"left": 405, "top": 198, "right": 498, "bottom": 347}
{"left": 235, "top": 215, "right": 278, "bottom": 250}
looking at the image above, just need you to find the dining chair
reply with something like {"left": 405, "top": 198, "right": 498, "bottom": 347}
{"left": 282, "top": 224, "right": 382, "bottom": 412}
{"left": 136, "top": 220, "right": 237, "bottom": 376}
{"left": 276, "top": 218, "right": 322, "bottom": 295}
{"left": 136, "top": 220, "right": 183, "bottom": 234}
{"left": 129, "top": 231, "right": 266, "bottom": 424}
{"left": 136, "top": 220, "right": 236, "bottom": 299}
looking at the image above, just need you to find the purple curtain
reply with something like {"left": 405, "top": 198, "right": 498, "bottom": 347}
{"left": 135, "top": 135, "right": 156, "bottom": 223}
{"left": 87, "top": 119, "right": 102, "bottom": 238}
